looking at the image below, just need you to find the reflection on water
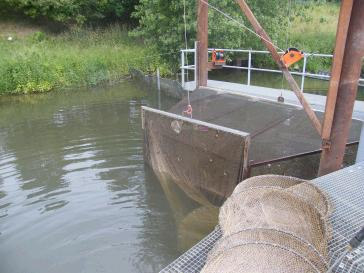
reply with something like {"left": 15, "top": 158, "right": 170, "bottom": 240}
{"left": 0, "top": 82, "right": 216, "bottom": 273}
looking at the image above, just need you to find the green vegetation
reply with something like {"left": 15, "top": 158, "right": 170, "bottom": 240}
{"left": 0, "top": 1, "right": 350, "bottom": 95}
{"left": 290, "top": 2, "right": 339, "bottom": 52}
{"left": 287, "top": 1, "right": 340, "bottom": 72}
{"left": 1, "top": 0, "right": 138, "bottom": 26}
{"left": 133, "top": 0, "right": 288, "bottom": 70}
{"left": 132, "top": 0, "right": 342, "bottom": 73}
{"left": 0, "top": 25, "right": 170, "bottom": 95}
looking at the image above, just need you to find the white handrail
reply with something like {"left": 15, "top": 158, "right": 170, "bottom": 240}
{"left": 180, "top": 47, "right": 364, "bottom": 91}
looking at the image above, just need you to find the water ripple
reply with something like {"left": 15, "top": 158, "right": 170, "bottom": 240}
{"left": 0, "top": 82, "right": 184, "bottom": 273}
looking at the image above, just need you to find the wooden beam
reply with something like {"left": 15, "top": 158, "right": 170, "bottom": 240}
{"left": 197, "top": 0, "right": 208, "bottom": 87}
{"left": 318, "top": 0, "right": 364, "bottom": 176}
{"left": 235, "top": 0, "right": 322, "bottom": 135}
{"left": 321, "top": 0, "right": 354, "bottom": 145}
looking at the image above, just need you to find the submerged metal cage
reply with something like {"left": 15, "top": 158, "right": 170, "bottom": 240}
{"left": 142, "top": 87, "right": 363, "bottom": 272}
{"left": 143, "top": 88, "right": 362, "bottom": 206}
{"left": 142, "top": 106, "right": 250, "bottom": 206}
{"left": 160, "top": 162, "right": 364, "bottom": 273}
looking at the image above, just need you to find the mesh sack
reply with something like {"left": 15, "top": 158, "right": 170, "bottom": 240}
{"left": 232, "top": 175, "right": 306, "bottom": 195}
{"left": 233, "top": 175, "right": 331, "bottom": 218}
{"left": 201, "top": 242, "right": 320, "bottom": 273}
{"left": 285, "top": 182, "right": 331, "bottom": 218}
{"left": 205, "top": 228, "right": 328, "bottom": 272}
{"left": 220, "top": 187, "right": 277, "bottom": 234}
{"left": 219, "top": 188, "right": 328, "bottom": 255}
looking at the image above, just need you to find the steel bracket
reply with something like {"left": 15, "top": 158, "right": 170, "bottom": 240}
{"left": 322, "top": 138, "right": 332, "bottom": 150}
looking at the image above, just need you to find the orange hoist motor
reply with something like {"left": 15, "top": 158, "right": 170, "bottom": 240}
{"left": 281, "top": 48, "right": 304, "bottom": 68}
{"left": 212, "top": 50, "right": 225, "bottom": 66}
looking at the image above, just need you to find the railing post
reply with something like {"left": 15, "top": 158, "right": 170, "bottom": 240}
{"left": 157, "top": 68, "right": 161, "bottom": 91}
{"left": 247, "top": 50, "right": 252, "bottom": 86}
{"left": 356, "top": 122, "right": 364, "bottom": 163}
{"left": 195, "top": 41, "right": 198, "bottom": 89}
{"left": 301, "top": 55, "right": 307, "bottom": 92}
{"left": 157, "top": 68, "right": 161, "bottom": 109}
{"left": 181, "top": 50, "right": 185, "bottom": 88}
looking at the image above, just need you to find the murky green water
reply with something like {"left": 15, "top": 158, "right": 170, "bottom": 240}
{"left": 0, "top": 82, "right": 216, "bottom": 273}
{"left": 1, "top": 70, "right": 362, "bottom": 273}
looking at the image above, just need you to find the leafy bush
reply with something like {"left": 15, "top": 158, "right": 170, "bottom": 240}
{"left": 3, "top": 0, "right": 139, "bottom": 26}
{"left": 0, "top": 25, "right": 169, "bottom": 95}
{"left": 132, "top": 0, "right": 290, "bottom": 71}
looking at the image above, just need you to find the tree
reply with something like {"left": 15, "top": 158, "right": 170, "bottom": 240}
{"left": 3, "top": 0, "right": 139, "bottom": 26}
{"left": 132, "top": 0, "right": 289, "bottom": 70}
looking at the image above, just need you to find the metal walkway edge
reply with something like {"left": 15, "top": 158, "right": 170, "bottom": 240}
{"left": 160, "top": 162, "right": 364, "bottom": 273}
{"left": 184, "top": 80, "right": 364, "bottom": 121}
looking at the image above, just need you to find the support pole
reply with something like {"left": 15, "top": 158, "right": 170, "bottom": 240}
{"left": 318, "top": 0, "right": 364, "bottom": 176}
{"left": 321, "top": 0, "right": 354, "bottom": 145}
{"left": 197, "top": 0, "right": 208, "bottom": 87}
{"left": 235, "top": 0, "right": 322, "bottom": 135}
{"left": 194, "top": 41, "right": 198, "bottom": 89}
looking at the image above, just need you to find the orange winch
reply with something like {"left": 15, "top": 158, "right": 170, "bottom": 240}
{"left": 281, "top": 48, "right": 304, "bottom": 68}
{"left": 212, "top": 49, "right": 225, "bottom": 65}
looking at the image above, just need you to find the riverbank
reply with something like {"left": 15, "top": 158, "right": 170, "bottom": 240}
{"left": 0, "top": 24, "right": 172, "bottom": 95}
{"left": 0, "top": 2, "right": 352, "bottom": 95}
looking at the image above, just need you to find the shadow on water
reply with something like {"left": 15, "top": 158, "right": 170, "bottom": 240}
{"left": 0, "top": 81, "right": 216, "bottom": 273}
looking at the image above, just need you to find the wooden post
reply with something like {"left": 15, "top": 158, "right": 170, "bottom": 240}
{"left": 197, "top": 0, "right": 208, "bottom": 87}
{"left": 321, "top": 0, "right": 354, "bottom": 146}
{"left": 318, "top": 0, "right": 364, "bottom": 176}
{"left": 235, "top": 0, "right": 322, "bottom": 135}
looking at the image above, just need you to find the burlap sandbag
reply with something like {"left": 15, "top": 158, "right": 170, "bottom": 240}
{"left": 205, "top": 228, "right": 327, "bottom": 273}
{"left": 201, "top": 242, "right": 320, "bottom": 273}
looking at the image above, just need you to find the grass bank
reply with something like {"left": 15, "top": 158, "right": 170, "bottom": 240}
{"left": 250, "top": 1, "right": 340, "bottom": 73}
{"left": 0, "top": 2, "right": 355, "bottom": 95}
{"left": 0, "top": 24, "right": 171, "bottom": 95}
{"left": 288, "top": 1, "right": 340, "bottom": 72}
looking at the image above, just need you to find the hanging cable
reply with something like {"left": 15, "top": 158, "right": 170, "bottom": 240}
{"left": 279, "top": 0, "right": 292, "bottom": 102}
{"left": 183, "top": 0, "right": 192, "bottom": 117}
{"left": 199, "top": 0, "right": 285, "bottom": 52}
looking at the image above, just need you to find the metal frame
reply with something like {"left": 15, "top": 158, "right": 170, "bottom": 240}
{"left": 180, "top": 47, "right": 364, "bottom": 92}
{"left": 141, "top": 106, "right": 250, "bottom": 138}
{"left": 236, "top": 0, "right": 322, "bottom": 135}
{"left": 319, "top": 0, "right": 364, "bottom": 175}
{"left": 246, "top": 141, "right": 359, "bottom": 178}
{"left": 248, "top": 141, "right": 359, "bottom": 170}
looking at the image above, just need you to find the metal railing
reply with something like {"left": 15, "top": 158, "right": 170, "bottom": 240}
{"left": 180, "top": 44, "right": 364, "bottom": 91}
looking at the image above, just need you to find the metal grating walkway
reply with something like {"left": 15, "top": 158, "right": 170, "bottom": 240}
{"left": 160, "top": 162, "right": 364, "bottom": 273}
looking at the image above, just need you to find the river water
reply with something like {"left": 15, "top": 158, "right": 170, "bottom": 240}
{"left": 0, "top": 82, "right": 217, "bottom": 273}
{"left": 0, "top": 74, "right": 362, "bottom": 273}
